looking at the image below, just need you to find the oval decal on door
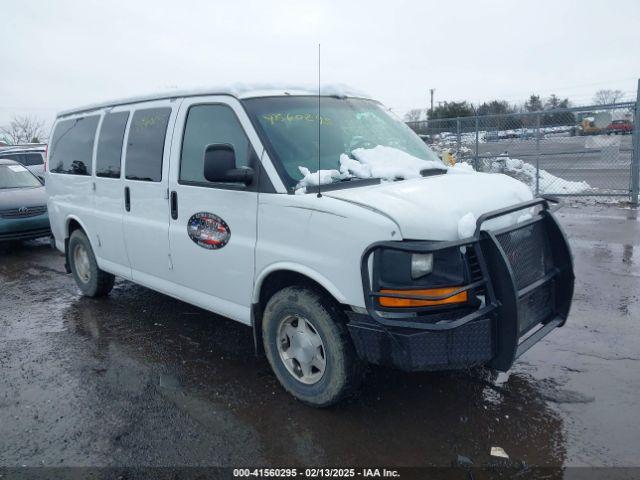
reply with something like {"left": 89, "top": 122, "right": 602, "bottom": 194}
{"left": 187, "top": 212, "right": 231, "bottom": 250}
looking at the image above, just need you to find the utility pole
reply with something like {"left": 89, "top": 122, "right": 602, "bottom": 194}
{"left": 429, "top": 88, "right": 435, "bottom": 117}
{"left": 631, "top": 78, "right": 640, "bottom": 206}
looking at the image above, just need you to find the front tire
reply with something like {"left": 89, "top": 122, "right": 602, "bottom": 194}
{"left": 68, "top": 230, "right": 115, "bottom": 297}
{"left": 262, "top": 286, "right": 363, "bottom": 407}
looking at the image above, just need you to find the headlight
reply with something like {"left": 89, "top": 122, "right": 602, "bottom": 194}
{"left": 375, "top": 246, "right": 465, "bottom": 288}
{"left": 411, "top": 253, "right": 433, "bottom": 279}
{"left": 373, "top": 245, "right": 469, "bottom": 308}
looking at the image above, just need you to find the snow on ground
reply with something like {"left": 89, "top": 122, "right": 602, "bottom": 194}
{"left": 585, "top": 136, "right": 621, "bottom": 148}
{"left": 428, "top": 125, "right": 575, "bottom": 146}
{"left": 428, "top": 131, "right": 593, "bottom": 195}
{"left": 485, "top": 157, "right": 591, "bottom": 194}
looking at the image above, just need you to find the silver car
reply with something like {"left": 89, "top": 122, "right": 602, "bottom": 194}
{"left": 0, "top": 144, "right": 47, "bottom": 181}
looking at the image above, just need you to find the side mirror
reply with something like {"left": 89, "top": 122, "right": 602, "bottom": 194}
{"left": 203, "top": 143, "right": 254, "bottom": 186}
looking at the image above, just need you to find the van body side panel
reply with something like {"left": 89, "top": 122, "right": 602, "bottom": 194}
{"left": 166, "top": 96, "right": 261, "bottom": 325}
{"left": 122, "top": 100, "right": 181, "bottom": 284}
{"left": 254, "top": 195, "right": 398, "bottom": 308}
{"left": 45, "top": 114, "right": 100, "bottom": 253}
{"left": 90, "top": 107, "right": 133, "bottom": 279}
{"left": 126, "top": 269, "right": 251, "bottom": 324}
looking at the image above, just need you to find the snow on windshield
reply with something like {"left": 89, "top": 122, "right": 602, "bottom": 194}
{"left": 295, "top": 145, "right": 447, "bottom": 193}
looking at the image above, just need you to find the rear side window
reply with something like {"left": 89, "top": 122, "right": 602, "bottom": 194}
{"left": 125, "top": 108, "right": 171, "bottom": 182}
{"left": 22, "top": 153, "right": 44, "bottom": 166}
{"left": 96, "top": 111, "right": 129, "bottom": 178}
{"left": 0, "top": 154, "right": 20, "bottom": 162}
{"left": 49, "top": 116, "right": 100, "bottom": 175}
{"left": 0, "top": 153, "right": 42, "bottom": 166}
{"left": 180, "top": 104, "right": 251, "bottom": 184}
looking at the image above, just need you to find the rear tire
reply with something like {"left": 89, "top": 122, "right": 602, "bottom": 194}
{"left": 68, "top": 230, "right": 115, "bottom": 297}
{"left": 262, "top": 286, "right": 364, "bottom": 407}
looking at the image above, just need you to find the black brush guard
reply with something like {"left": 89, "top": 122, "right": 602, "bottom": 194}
{"left": 346, "top": 197, "right": 575, "bottom": 372}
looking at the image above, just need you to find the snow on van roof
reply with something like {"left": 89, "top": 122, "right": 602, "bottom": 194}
{"left": 57, "top": 83, "right": 372, "bottom": 118}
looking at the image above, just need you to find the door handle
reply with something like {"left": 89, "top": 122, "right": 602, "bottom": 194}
{"left": 124, "top": 186, "right": 130, "bottom": 212}
{"left": 170, "top": 191, "right": 178, "bottom": 220}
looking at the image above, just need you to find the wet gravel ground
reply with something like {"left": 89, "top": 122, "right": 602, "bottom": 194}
{"left": 0, "top": 204, "right": 638, "bottom": 469}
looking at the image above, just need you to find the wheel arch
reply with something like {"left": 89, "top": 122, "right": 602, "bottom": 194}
{"left": 63, "top": 215, "right": 93, "bottom": 273}
{"left": 65, "top": 215, "right": 90, "bottom": 239}
{"left": 253, "top": 263, "right": 347, "bottom": 306}
{"left": 251, "top": 264, "right": 349, "bottom": 357}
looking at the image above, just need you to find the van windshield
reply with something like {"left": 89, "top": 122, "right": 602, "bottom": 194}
{"left": 0, "top": 164, "right": 42, "bottom": 189}
{"left": 243, "top": 96, "right": 444, "bottom": 191}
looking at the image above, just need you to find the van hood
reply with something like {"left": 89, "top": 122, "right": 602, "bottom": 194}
{"left": 324, "top": 171, "right": 534, "bottom": 241}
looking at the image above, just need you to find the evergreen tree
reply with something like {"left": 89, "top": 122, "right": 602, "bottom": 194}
{"left": 524, "top": 94, "right": 543, "bottom": 112}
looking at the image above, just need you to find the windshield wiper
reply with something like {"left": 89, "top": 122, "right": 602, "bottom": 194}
{"left": 420, "top": 168, "right": 448, "bottom": 177}
{"left": 304, "top": 177, "right": 381, "bottom": 194}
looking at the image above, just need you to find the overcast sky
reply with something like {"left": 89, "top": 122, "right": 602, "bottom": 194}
{"left": 1, "top": 0, "right": 639, "bottom": 134}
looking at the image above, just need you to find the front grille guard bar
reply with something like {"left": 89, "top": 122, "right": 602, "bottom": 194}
{"left": 359, "top": 195, "right": 574, "bottom": 371}
{"left": 360, "top": 196, "right": 563, "bottom": 332}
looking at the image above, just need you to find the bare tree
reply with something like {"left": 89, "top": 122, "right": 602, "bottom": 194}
{"left": 593, "top": 89, "right": 625, "bottom": 105}
{"left": 404, "top": 108, "right": 424, "bottom": 122}
{"left": 0, "top": 115, "right": 46, "bottom": 145}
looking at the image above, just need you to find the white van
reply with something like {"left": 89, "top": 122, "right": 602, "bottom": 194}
{"left": 46, "top": 86, "right": 574, "bottom": 406}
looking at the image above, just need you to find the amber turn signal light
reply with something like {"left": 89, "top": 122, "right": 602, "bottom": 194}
{"left": 378, "top": 287, "right": 468, "bottom": 308}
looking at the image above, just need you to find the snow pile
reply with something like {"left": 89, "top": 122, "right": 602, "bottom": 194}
{"left": 433, "top": 131, "right": 487, "bottom": 147}
{"left": 295, "top": 167, "right": 341, "bottom": 193}
{"left": 343, "top": 145, "right": 445, "bottom": 181}
{"left": 339, "top": 155, "right": 372, "bottom": 178}
{"left": 457, "top": 212, "right": 477, "bottom": 238}
{"left": 585, "top": 136, "right": 620, "bottom": 149}
{"left": 450, "top": 161, "right": 475, "bottom": 172}
{"left": 445, "top": 154, "right": 592, "bottom": 195}
{"left": 495, "top": 157, "right": 591, "bottom": 194}
{"left": 295, "top": 146, "right": 446, "bottom": 193}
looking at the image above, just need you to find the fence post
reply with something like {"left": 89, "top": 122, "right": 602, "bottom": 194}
{"left": 474, "top": 115, "right": 480, "bottom": 171}
{"left": 456, "top": 118, "right": 461, "bottom": 153}
{"left": 631, "top": 79, "right": 640, "bottom": 207}
{"left": 535, "top": 113, "right": 541, "bottom": 196}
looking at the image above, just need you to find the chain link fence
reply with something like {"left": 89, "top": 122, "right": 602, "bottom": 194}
{"left": 407, "top": 91, "right": 640, "bottom": 205}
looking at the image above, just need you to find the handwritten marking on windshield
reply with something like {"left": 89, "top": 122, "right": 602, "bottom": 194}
{"left": 261, "top": 113, "right": 333, "bottom": 126}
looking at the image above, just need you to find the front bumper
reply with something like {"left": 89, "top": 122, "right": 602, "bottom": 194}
{"left": 347, "top": 197, "right": 574, "bottom": 372}
{"left": 0, "top": 214, "right": 51, "bottom": 242}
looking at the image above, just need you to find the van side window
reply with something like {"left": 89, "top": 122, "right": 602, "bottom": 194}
{"left": 49, "top": 116, "right": 100, "bottom": 175}
{"left": 96, "top": 111, "right": 129, "bottom": 178}
{"left": 125, "top": 108, "right": 171, "bottom": 182}
{"left": 180, "top": 104, "right": 251, "bottom": 185}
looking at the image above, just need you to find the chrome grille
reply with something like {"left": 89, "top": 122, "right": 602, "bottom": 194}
{"left": 0, "top": 205, "right": 47, "bottom": 219}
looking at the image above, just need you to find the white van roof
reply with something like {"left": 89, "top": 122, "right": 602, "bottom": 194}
{"left": 57, "top": 83, "right": 372, "bottom": 118}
